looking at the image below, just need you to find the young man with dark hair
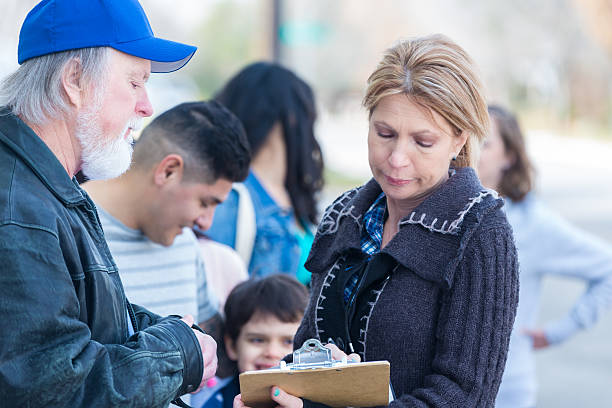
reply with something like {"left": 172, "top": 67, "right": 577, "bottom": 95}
{"left": 83, "top": 101, "right": 250, "bottom": 402}
{"left": 192, "top": 275, "right": 309, "bottom": 408}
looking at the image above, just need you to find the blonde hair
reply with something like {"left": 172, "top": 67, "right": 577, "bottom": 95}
{"left": 363, "top": 34, "right": 489, "bottom": 168}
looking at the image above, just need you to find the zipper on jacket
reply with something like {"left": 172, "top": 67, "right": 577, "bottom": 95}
{"left": 126, "top": 300, "right": 138, "bottom": 335}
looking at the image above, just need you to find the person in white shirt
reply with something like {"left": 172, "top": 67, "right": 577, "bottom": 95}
{"left": 478, "top": 104, "right": 612, "bottom": 408}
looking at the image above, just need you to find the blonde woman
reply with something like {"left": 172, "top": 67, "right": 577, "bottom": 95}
{"left": 235, "top": 34, "right": 519, "bottom": 408}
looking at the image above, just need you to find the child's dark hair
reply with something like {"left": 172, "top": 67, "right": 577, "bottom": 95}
{"left": 224, "top": 274, "right": 309, "bottom": 342}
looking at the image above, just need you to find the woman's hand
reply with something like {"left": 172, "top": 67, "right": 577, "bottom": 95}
{"left": 233, "top": 394, "right": 249, "bottom": 408}
{"left": 233, "top": 388, "right": 304, "bottom": 408}
{"left": 233, "top": 342, "right": 358, "bottom": 408}
{"left": 270, "top": 387, "right": 304, "bottom": 408}
{"left": 324, "top": 342, "right": 361, "bottom": 363}
{"left": 522, "top": 328, "right": 551, "bottom": 349}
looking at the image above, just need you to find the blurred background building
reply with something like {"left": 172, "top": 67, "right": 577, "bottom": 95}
{"left": 1, "top": 0, "right": 611, "bottom": 405}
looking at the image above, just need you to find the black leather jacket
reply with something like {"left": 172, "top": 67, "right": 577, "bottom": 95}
{"left": 0, "top": 109, "right": 203, "bottom": 407}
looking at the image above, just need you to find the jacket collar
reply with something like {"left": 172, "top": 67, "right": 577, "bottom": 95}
{"left": 0, "top": 108, "right": 86, "bottom": 205}
{"left": 307, "top": 167, "right": 503, "bottom": 288}
{"left": 396, "top": 167, "right": 498, "bottom": 235}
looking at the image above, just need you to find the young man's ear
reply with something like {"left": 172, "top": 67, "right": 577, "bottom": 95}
{"left": 224, "top": 334, "right": 238, "bottom": 362}
{"left": 153, "top": 154, "right": 184, "bottom": 186}
{"left": 62, "top": 57, "right": 84, "bottom": 109}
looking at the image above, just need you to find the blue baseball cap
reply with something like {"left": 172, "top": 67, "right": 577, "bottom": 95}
{"left": 18, "top": 0, "right": 197, "bottom": 73}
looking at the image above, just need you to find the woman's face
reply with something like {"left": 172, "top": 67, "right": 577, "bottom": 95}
{"left": 368, "top": 94, "right": 467, "bottom": 204}
{"left": 477, "top": 118, "right": 513, "bottom": 191}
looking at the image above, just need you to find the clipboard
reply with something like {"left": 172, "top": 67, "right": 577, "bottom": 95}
{"left": 239, "top": 338, "right": 391, "bottom": 408}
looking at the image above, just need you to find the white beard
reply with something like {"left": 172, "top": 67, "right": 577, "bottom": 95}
{"left": 75, "top": 104, "right": 142, "bottom": 181}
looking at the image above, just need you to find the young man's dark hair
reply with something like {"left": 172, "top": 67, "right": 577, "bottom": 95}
{"left": 224, "top": 274, "right": 309, "bottom": 343}
{"left": 133, "top": 100, "right": 251, "bottom": 184}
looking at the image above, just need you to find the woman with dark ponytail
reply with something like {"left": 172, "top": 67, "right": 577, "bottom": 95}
{"left": 205, "top": 62, "right": 324, "bottom": 284}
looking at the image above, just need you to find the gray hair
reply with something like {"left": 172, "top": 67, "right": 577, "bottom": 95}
{"left": 0, "top": 47, "right": 110, "bottom": 126}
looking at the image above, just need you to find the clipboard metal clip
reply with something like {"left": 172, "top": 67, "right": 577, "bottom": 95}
{"left": 281, "top": 338, "right": 347, "bottom": 371}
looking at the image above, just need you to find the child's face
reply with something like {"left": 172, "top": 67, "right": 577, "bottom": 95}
{"left": 225, "top": 312, "right": 301, "bottom": 373}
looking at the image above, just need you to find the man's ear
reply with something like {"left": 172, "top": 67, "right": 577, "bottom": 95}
{"left": 153, "top": 154, "right": 184, "bottom": 187}
{"left": 225, "top": 334, "right": 238, "bottom": 362}
{"left": 61, "top": 58, "right": 84, "bottom": 109}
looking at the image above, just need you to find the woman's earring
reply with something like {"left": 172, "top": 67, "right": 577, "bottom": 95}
{"left": 451, "top": 155, "right": 457, "bottom": 161}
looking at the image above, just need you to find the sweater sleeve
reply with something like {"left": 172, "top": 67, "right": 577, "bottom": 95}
{"left": 392, "top": 223, "right": 519, "bottom": 407}
{"left": 294, "top": 266, "right": 342, "bottom": 408}
{"left": 293, "top": 266, "right": 327, "bottom": 350}
{"left": 525, "top": 207, "right": 612, "bottom": 344}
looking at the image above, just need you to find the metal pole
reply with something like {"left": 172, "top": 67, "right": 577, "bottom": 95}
{"left": 272, "top": 0, "right": 282, "bottom": 63}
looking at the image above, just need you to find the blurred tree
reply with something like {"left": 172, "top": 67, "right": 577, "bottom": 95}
{"left": 188, "top": 0, "right": 270, "bottom": 97}
{"left": 2, "top": 0, "right": 611, "bottom": 133}
{"left": 298, "top": 0, "right": 612, "bottom": 132}
{"left": 0, "top": 1, "right": 38, "bottom": 77}
{"left": 573, "top": 0, "right": 612, "bottom": 56}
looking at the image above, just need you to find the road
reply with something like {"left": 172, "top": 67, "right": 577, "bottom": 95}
{"left": 529, "top": 131, "right": 612, "bottom": 407}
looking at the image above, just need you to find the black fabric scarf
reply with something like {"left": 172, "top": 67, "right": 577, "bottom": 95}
{"left": 318, "top": 251, "right": 397, "bottom": 357}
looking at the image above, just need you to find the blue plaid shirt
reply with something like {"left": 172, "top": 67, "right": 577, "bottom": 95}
{"left": 343, "top": 192, "right": 387, "bottom": 304}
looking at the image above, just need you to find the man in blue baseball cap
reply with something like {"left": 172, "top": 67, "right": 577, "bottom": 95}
{"left": 0, "top": 1, "right": 218, "bottom": 407}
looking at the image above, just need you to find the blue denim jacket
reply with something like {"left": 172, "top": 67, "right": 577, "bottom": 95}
{"left": 206, "top": 171, "right": 308, "bottom": 279}
{"left": 0, "top": 109, "right": 203, "bottom": 407}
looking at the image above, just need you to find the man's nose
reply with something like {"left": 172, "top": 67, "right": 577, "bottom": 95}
{"left": 194, "top": 217, "right": 210, "bottom": 232}
{"left": 195, "top": 209, "right": 214, "bottom": 232}
{"left": 136, "top": 88, "right": 154, "bottom": 118}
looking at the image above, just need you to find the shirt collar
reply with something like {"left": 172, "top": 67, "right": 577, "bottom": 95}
{"left": 245, "top": 170, "right": 295, "bottom": 217}
{"left": 361, "top": 191, "right": 386, "bottom": 255}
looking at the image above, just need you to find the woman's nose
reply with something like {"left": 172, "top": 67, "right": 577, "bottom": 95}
{"left": 388, "top": 139, "right": 413, "bottom": 168}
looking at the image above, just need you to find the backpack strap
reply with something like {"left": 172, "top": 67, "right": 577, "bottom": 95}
{"left": 232, "top": 182, "right": 256, "bottom": 268}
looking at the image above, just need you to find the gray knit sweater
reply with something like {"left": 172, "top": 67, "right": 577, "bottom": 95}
{"left": 295, "top": 167, "right": 519, "bottom": 407}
